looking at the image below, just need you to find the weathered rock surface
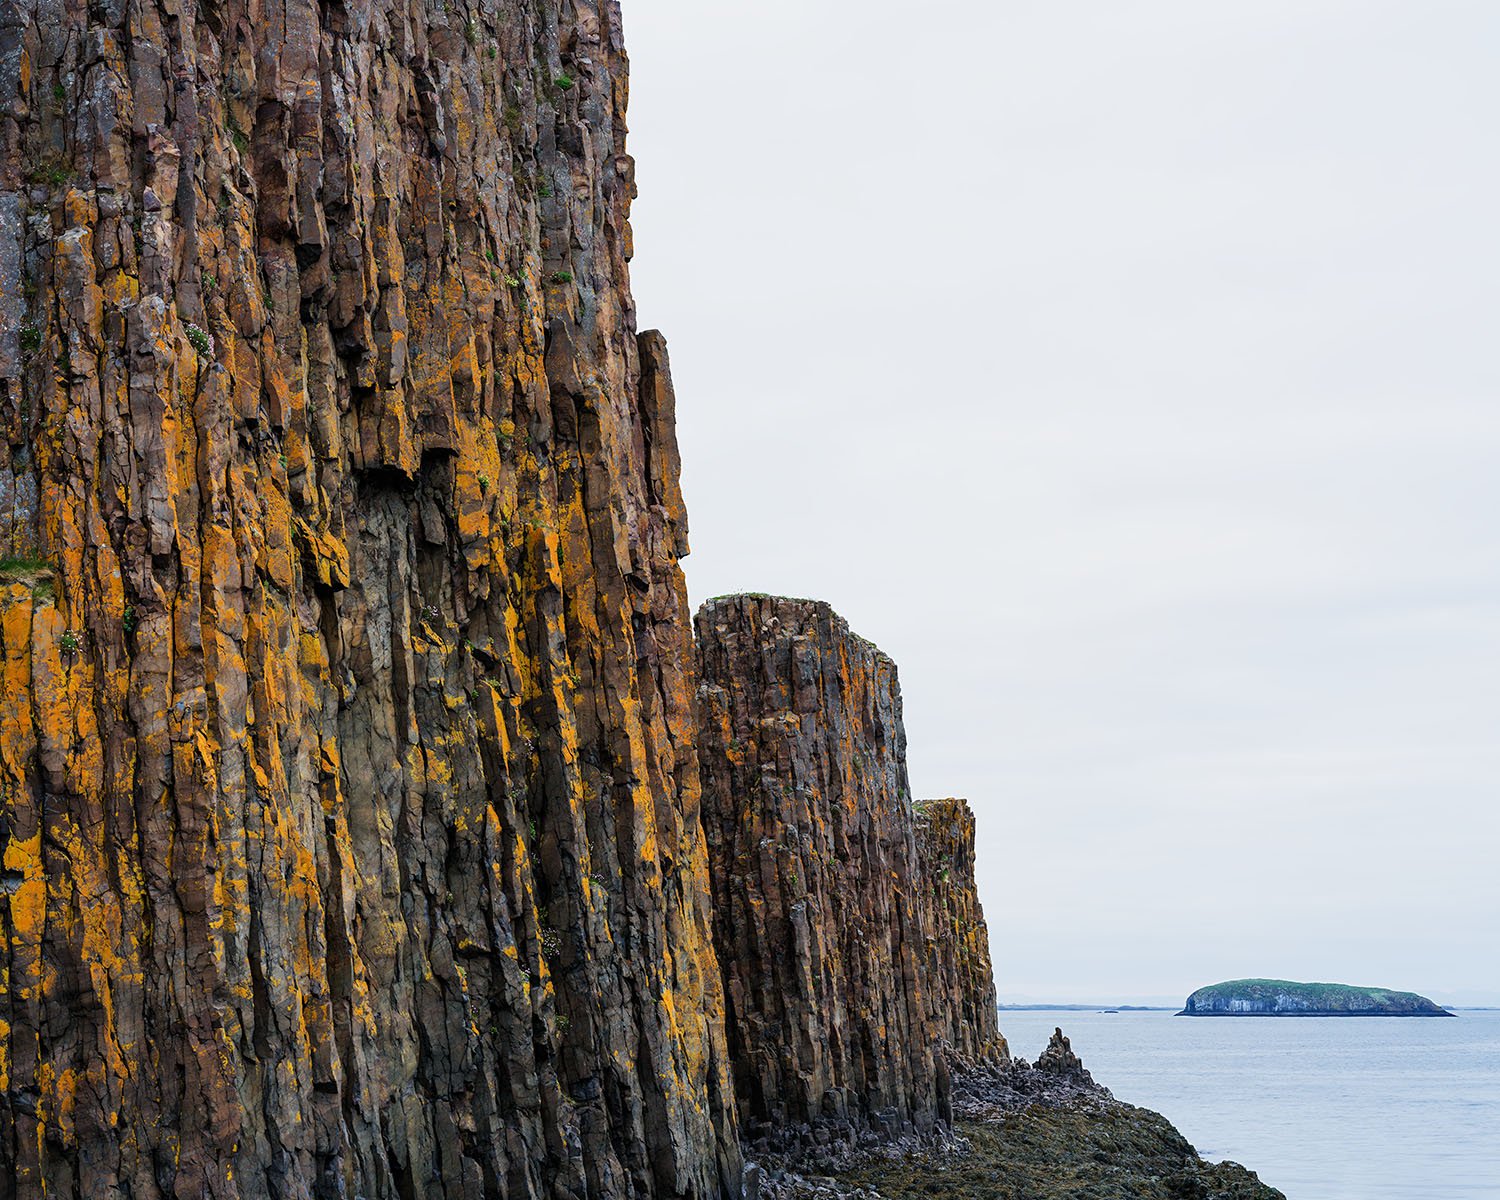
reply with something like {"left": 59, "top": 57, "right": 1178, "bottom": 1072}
{"left": 0, "top": 2, "right": 739, "bottom": 1197}
{"left": 694, "top": 595, "right": 1003, "bottom": 1144}
{"left": 913, "top": 799, "right": 1004, "bottom": 1065}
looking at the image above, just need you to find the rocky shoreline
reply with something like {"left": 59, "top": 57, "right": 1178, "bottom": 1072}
{"left": 750, "top": 1031, "right": 1285, "bottom": 1200}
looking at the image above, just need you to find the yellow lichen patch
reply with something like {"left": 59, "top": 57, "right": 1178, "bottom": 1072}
{"left": 260, "top": 482, "right": 298, "bottom": 592}
{"left": 452, "top": 418, "right": 503, "bottom": 570}
{"left": 3, "top": 831, "right": 45, "bottom": 951}
{"left": 294, "top": 517, "right": 350, "bottom": 591}
{"left": 0, "top": 584, "right": 38, "bottom": 783}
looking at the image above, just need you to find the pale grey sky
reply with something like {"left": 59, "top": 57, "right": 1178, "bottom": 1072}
{"left": 623, "top": 1, "right": 1500, "bottom": 1005}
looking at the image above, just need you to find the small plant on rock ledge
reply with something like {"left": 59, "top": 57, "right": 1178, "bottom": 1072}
{"left": 122, "top": 605, "right": 137, "bottom": 634}
{"left": 185, "top": 322, "right": 214, "bottom": 359}
{"left": 26, "top": 156, "right": 71, "bottom": 189}
{"left": 549, "top": 270, "right": 573, "bottom": 285}
{"left": 553, "top": 72, "right": 575, "bottom": 91}
{"left": 59, "top": 629, "right": 82, "bottom": 655}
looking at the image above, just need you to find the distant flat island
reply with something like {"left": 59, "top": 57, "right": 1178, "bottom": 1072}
{"left": 997, "top": 1004, "right": 1174, "bottom": 1012}
{"left": 1179, "top": 979, "right": 1455, "bottom": 1017}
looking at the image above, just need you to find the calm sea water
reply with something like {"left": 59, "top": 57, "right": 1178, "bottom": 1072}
{"left": 997, "top": 1009, "right": 1500, "bottom": 1200}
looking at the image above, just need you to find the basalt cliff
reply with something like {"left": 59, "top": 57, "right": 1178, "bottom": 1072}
{"left": 1, "top": 0, "right": 743, "bottom": 1194}
{"left": 695, "top": 596, "right": 1003, "bottom": 1147}
{"left": 0, "top": 0, "right": 1013, "bottom": 1195}
{"left": 0, "top": 1, "right": 1280, "bottom": 1198}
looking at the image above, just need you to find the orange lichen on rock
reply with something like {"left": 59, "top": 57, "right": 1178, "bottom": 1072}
{"left": 0, "top": 0, "right": 738, "bottom": 1195}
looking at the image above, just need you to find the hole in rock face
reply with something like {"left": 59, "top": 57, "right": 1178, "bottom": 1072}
{"left": 354, "top": 462, "right": 418, "bottom": 493}
{"left": 1, "top": 868, "right": 25, "bottom": 895}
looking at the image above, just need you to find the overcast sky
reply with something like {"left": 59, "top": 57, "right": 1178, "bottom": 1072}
{"left": 622, "top": 1, "right": 1500, "bottom": 1006}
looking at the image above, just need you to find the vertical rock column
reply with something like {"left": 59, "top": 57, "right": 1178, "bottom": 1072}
{"left": 915, "top": 798, "right": 1006, "bottom": 1064}
{"left": 694, "top": 595, "right": 945, "bottom": 1141}
{"left": 0, "top": 0, "right": 740, "bottom": 1197}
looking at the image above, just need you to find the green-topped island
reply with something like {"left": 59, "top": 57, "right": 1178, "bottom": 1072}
{"left": 1179, "top": 979, "right": 1455, "bottom": 1016}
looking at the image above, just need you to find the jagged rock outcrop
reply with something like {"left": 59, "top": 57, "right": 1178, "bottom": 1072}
{"left": 1033, "top": 1027, "right": 1093, "bottom": 1085}
{"left": 0, "top": 2, "right": 741, "bottom": 1197}
{"left": 854, "top": 1032, "right": 1285, "bottom": 1200}
{"left": 851, "top": 1027, "right": 1286, "bottom": 1200}
{"left": 694, "top": 595, "right": 1003, "bottom": 1144}
{"left": 914, "top": 799, "right": 1005, "bottom": 1064}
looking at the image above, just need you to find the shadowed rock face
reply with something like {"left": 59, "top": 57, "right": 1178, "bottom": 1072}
{"left": 694, "top": 596, "right": 1004, "bottom": 1142}
{"left": 0, "top": 2, "right": 740, "bottom": 1197}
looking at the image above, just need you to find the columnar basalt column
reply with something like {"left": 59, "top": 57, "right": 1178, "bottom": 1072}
{"left": 915, "top": 798, "right": 1007, "bottom": 1064}
{"left": 696, "top": 595, "right": 1004, "bottom": 1141}
{"left": 0, "top": 1, "right": 739, "bottom": 1195}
